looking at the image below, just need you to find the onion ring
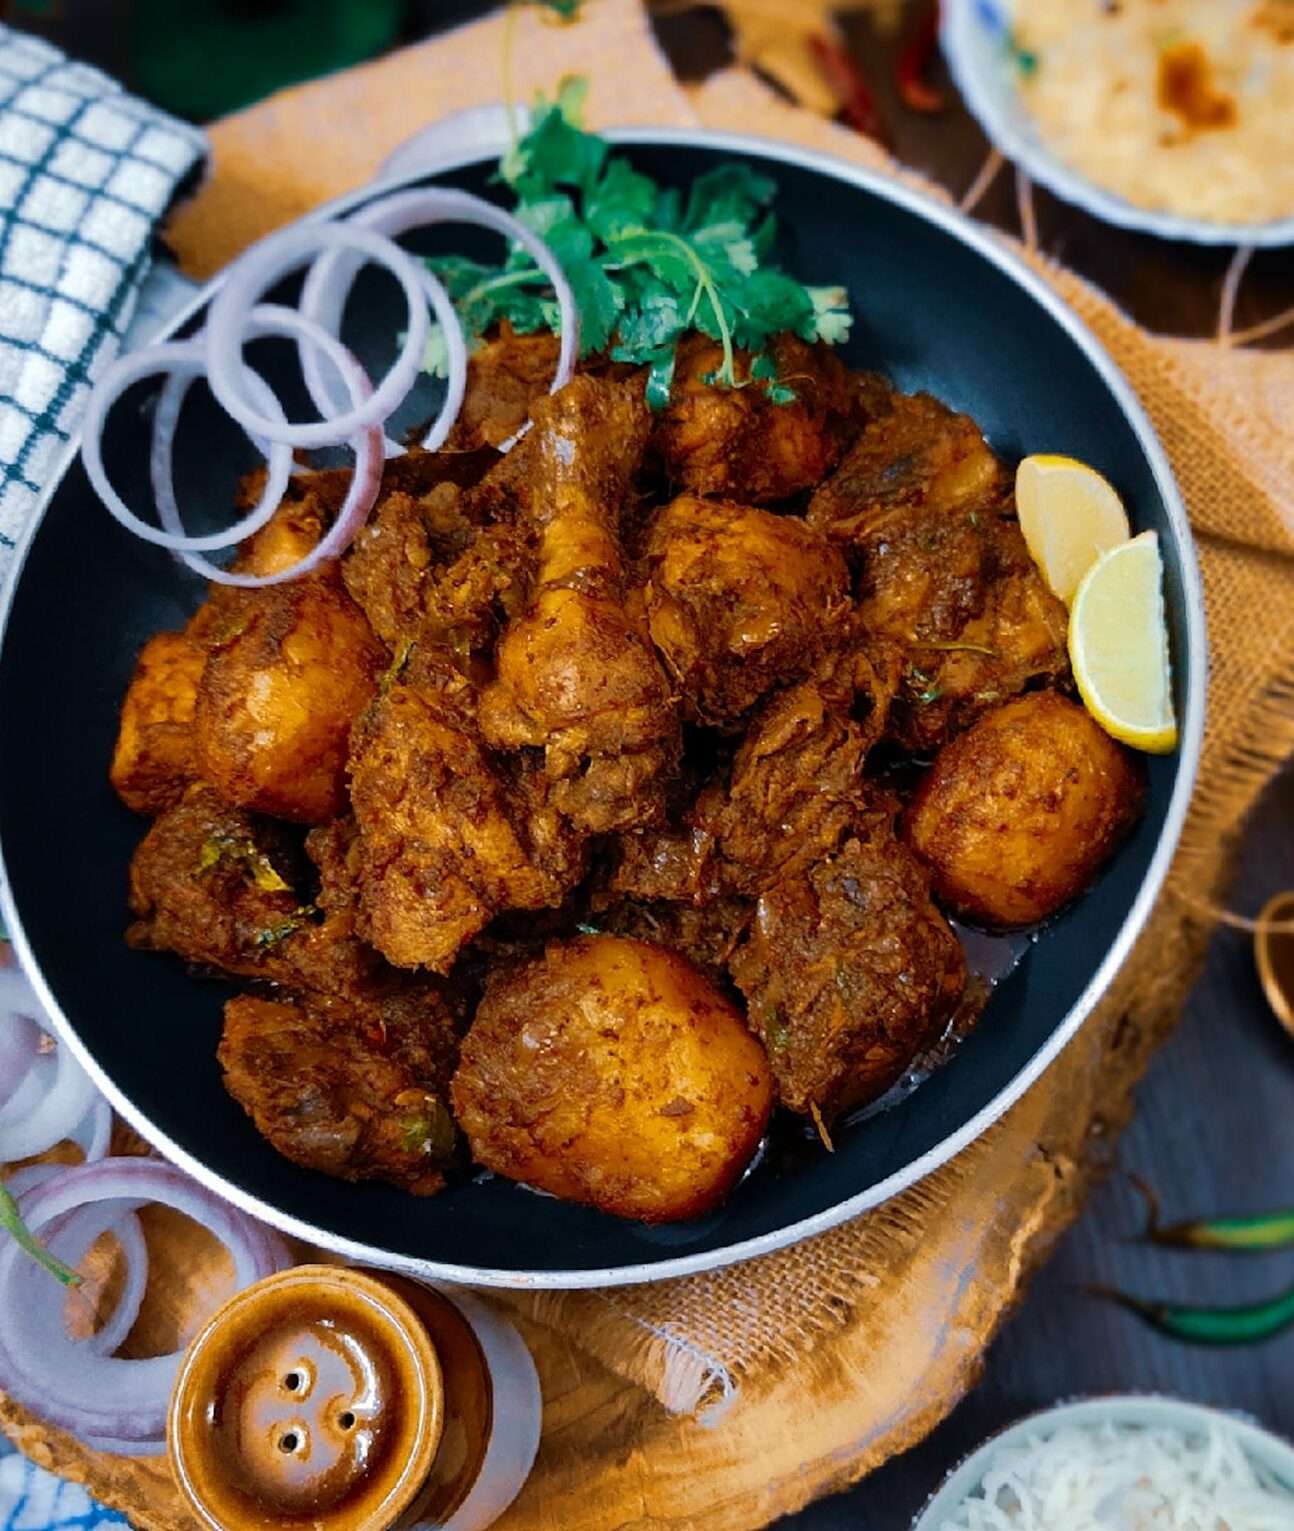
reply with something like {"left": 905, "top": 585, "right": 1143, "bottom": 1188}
{"left": 153, "top": 306, "right": 384, "bottom": 588}
{"left": 205, "top": 223, "right": 430, "bottom": 450}
{"left": 299, "top": 187, "right": 577, "bottom": 450}
{"left": 0, "top": 1158, "right": 290, "bottom": 1452}
{"left": 82, "top": 342, "right": 295, "bottom": 554}
{"left": 0, "top": 1006, "right": 41, "bottom": 1116}
{"left": 0, "top": 981, "right": 97, "bottom": 1164}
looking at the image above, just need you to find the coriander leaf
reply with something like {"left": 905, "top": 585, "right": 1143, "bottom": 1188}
{"left": 642, "top": 345, "right": 678, "bottom": 411}
{"left": 555, "top": 72, "right": 589, "bottom": 116}
{"left": 585, "top": 156, "right": 659, "bottom": 242}
{"left": 566, "top": 258, "right": 623, "bottom": 355}
{"left": 806, "top": 285, "right": 854, "bottom": 345}
{"left": 505, "top": 99, "right": 607, "bottom": 196}
{"left": 611, "top": 281, "right": 686, "bottom": 356}
{"left": 767, "top": 382, "right": 798, "bottom": 404}
{"left": 683, "top": 164, "right": 776, "bottom": 232}
{"left": 423, "top": 323, "right": 451, "bottom": 378}
{"left": 749, "top": 352, "right": 778, "bottom": 382}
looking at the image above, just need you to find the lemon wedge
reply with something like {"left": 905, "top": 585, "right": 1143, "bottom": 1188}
{"left": 1068, "top": 530, "right": 1177, "bottom": 754}
{"left": 1016, "top": 453, "right": 1131, "bottom": 605}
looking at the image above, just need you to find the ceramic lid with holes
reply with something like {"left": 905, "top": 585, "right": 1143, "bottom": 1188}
{"left": 940, "top": 0, "right": 1294, "bottom": 248}
{"left": 167, "top": 1265, "right": 444, "bottom": 1531}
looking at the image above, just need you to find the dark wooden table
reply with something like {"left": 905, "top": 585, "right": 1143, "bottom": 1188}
{"left": 648, "top": 11, "right": 1294, "bottom": 1524}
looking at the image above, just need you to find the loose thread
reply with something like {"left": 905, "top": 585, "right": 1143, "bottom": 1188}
{"left": 1228, "top": 302, "right": 1294, "bottom": 348}
{"left": 1216, "top": 245, "right": 1254, "bottom": 346}
{"left": 959, "top": 148, "right": 1004, "bottom": 216}
{"left": 1166, "top": 885, "right": 1294, "bottom": 935}
{"left": 1015, "top": 166, "right": 1038, "bottom": 253}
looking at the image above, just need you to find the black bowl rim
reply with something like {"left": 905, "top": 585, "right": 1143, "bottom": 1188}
{"left": 0, "top": 127, "right": 1207, "bottom": 1290}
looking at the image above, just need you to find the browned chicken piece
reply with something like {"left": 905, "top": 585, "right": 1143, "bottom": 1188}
{"left": 478, "top": 376, "right": 679, "bottom": 833}
{"left": 219, "top": 988, "right": 459, "bottom": 1195}
{"left": 653, "top": 333, "right": 855, "bottom": 504}
{"left": 349, "top": 651, "right": 585, "bottom": 974}
{"left": 808, "top": 390, "right": 1070, "bottom": 752}
{"left": 808, "top": 389, "right": 1002, "bottom": 537}
{"left": 342, "top": 485, "right": 471, "bottom": 651}
{"left": 127, "top": 783, "right": 395, "bottom": 1000}
{"left": 194, "top": 573, "right": 386, "bottom": 824}
{"left": 453, "top": 934, "right": 773, "bottom": 1221}
{"left": 695, "top": 645, "right": 899, "bottom": 896}
{"left": 126, "top": 781, "right": 311, "bottom": 985}
{"left": 729, "top": 810, "right": 967, "bottom": 1122}
{"left": 643, "top": 494, "right": 851, "bottom": 725}
{"left": 447, "top": 325, "right": 561, "bottom": 450}
{"left": 110, "top": 631, "right": 206, "bottom": 814}
{"left": 904, "top": 692, "right": 1144, "bottom": 928}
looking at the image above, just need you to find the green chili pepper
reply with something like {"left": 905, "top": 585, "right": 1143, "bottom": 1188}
{"left": 1087, "top": 1280, "right": 1294, "bottom": 1345}
{"left": 0, "top": 1184, "right": 83, "bottom": 1289}
{"left": 1131, "top": 1174, "right": 1294, "bottom": 1251}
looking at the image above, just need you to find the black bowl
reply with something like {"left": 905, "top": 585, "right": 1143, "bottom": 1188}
{"left": 0, "top": 132, "right": 1205, "bottom": 1288}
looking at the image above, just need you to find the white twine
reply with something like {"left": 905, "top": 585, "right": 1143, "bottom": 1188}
{"left": 959, "top": 148, "right": 1004, "bottom": 216}
{"left": 1217, "top": 245, "right": 1255, "bottom": 346}
{"left": 1015, "top": 166, "right": 1038, "bottom": 253}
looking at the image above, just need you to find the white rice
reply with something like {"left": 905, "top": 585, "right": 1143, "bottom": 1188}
{"left": 935, "top": 1418, "right": 1294, "bottom": 1530}
{"left": 1011, "top": 1, "right": 1294, "bottom": 224}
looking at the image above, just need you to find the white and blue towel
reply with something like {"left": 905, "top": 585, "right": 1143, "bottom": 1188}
{"left": 0, "top": 23, "right": 205, "bottom": 1529}
{"left": 0, "top": 23, "right": 204, "bottom": 584}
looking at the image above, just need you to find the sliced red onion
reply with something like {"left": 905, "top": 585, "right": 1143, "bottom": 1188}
{"left": 82, "top": 341, "right": 295, "bottom": 554}
{"left": 0, "top": 972, "right": 97, "bottom": 1164}
{"left": 5, "top": 1196, "right": 151, "bottom": 1359}
{"left": 71, "top": 1094, "right": 113, "bottom": 1165}
{"left": 0, "top": 1157, "right": 291, "bottom": 1453}
{"left": 299, "top": 187, "right": 577, "bottom": 451}
{"left": 154, "top": 306, "right": 383, "bottom": 588}
{"left": 205, "top": 223, "right": 430, "bottom": 450}
{"left": 0, "top": 1007, "right": 41, "bottom": 1115}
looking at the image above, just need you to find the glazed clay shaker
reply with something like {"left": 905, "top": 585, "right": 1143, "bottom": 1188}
{"left": 168, "top": 1264, "right": 541, "bottom": 1530}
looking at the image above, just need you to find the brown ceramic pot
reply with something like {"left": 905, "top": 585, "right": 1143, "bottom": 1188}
{"left": 168, "top": 1263, "right": 511, "bottom": 1531}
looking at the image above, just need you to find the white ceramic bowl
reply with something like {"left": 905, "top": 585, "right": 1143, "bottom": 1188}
{"left": 941, "top": 0, "right": 1294, "bottom": 248}
{"left": 912, "top": 1394, "right": 1294, "bottom": 1529}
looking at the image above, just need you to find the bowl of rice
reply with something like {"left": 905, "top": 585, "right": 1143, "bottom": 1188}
{"left": 913, "top": 1394, "right": 1294, "bottom": 1529}
{"left": 941, "top": 0, "right": 1294, "bottom": 246}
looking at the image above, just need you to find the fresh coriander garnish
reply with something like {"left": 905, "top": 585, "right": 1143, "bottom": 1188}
{"left": 421, "top": 79, "right": 852, "bottom": 410}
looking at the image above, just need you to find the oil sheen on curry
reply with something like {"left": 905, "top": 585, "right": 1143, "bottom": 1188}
{"left": 110, "top": 328, "right": 1143, "bottom": 1224}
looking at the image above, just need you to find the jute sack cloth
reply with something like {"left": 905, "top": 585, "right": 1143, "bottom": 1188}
{"left": 165, "top": 0, "right": 1294, "bottom": 1462}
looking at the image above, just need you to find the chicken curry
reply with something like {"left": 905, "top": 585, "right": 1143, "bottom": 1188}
{"left": 110, "top": 328, "right": 1142, "bottom": 1223}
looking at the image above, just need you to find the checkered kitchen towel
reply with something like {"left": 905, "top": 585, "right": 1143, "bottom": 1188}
{"left": 0, "top": 25, "right": 203, "bottom": 1528}
{"left": 0, "top": 24, "right": 205, "bottom": 586}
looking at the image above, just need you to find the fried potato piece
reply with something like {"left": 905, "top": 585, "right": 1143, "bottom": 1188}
{"left": 194, "top": 576, "right": 385, "bottom": 824}
{"left": 903, "top": 692, "right": 1144, "bottom": 928}
{"left": 644, "top": 494, "right": 850, "bottom": 725}
{"left": 730, "top": 812, "right": 966, "bottom": 1121}
{"left": 349, "top": 655, "right": 584, "bottom": 973}
{"left": 110, "top": 631, "right": 206, "bottom": 814}
{"left": 219, "top": 987, "right": 459, "bottom": 1195}
{"left": 479, "top": 376, "right": 679, "bottom": 832}
{"left": 653, "top": 333, "right": 854, "bottom": 504}
{"left": 452, "top": 934, "right": 773, "bottom": 1222}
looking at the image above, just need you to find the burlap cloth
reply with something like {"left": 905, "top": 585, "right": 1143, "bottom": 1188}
{"left": 162, "top": 0, "right": 1294, "bottom": 1505}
